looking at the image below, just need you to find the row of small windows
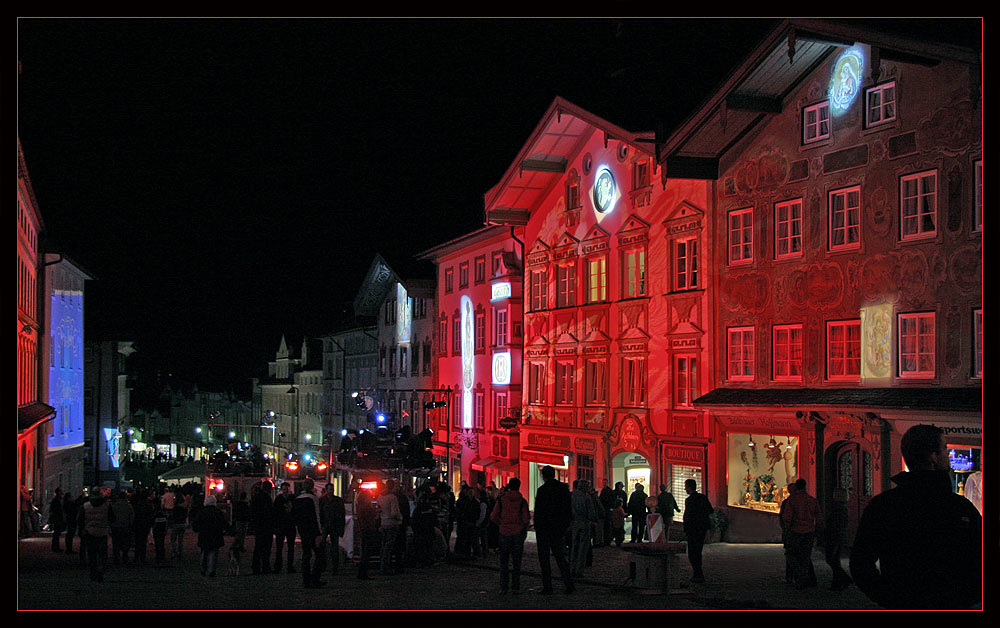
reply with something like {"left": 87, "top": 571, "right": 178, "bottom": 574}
{"left": 527, "top": 356, "right": 649, "bottom": 409}
{"left": 438, "top": 305, "right": 521, "bottom": 355}
{"left": 443, "top": 252, "right": 508, "bottom": 293}
{"left": 726, "top": 309, "right": 982, "bottom": 383}
{"left": 728, "top": 163, "right": 982, "bottom": 265}
{"left": 802, "top": 81, "right": 897, "bottom": 146}
{"left": 380, "top": 342, "right": 433, "bottom": 378}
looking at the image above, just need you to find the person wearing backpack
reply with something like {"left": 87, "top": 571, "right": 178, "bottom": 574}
{"left": 490, "top": 477, "right": 531, "bottom": 595}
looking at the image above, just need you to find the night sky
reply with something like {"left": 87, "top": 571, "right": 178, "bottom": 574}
{"left": 16, "top": 19, "right": 979, "bottom": 396}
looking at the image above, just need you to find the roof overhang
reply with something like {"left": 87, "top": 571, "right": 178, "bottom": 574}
{"left": 484, "top": 96, "right": 654, "bottom": 226}
{"left": 693, "top": 387, "right": 982, "bottom": 414}
{"left": 18, "top": 402, "right": 57, "bottom": 436}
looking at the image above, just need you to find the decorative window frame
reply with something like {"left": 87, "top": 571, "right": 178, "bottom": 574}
{"left": 829, "top": 185, "right": 862, "bottom": 252}
{"left": 803, "top": 101, "right": 831, "bottom": 145}
{"left": 865, "top": 81, "right": 897, "bottom": 128}
{"left": 900, "top": 169, "right": 938, "bottom": 241}
{"left": 674, "top": 354, "right": 698, "bottom": 408}
{"left": 620, "top": 355, "right": 647, "bottom": 407}
{"left": 555, "top": 261, "right": 577, "bottom": 308}
{"left": 772, "top": 324, "right": 804, "bottom": 382}
{"left": 444, "top": 267, "right": 454, "bottom": 294}
{"left": 727, "top": 326, "right": 755, "bottom": 382}
{"left": 555, "top": 360, "right": 576, "bottom": 406}
{"left": 584, "top": 357, "right": 608, "bottom": 406}
{"left": 774, "top": 198, "right": 804, "bottom": 260}
{"left": 898, "top": 311, "right": 936, "bottom": 379}
{"left": 621, "top": 246, "right": 647, "bottom": 299}
{"left": 826, "top": 319, "right": 861, "bottom": 382}
{"left": 459, "top": 261, "right": 470, "bottom": 290}
{"left": 529, "top": 268, "right": 548, "bottom": 312}
{"left": 728, "top": 207, "right": 754, "bottom": 265}
{"left": 528, "top": 361, "right": 547, "bottom": 405}
{"left": 674, "top": 236, "right": 699, "bottom": 291}
{"left": 586, "top": 255, "right": 608, "bottom": 304}
{"left": 474, "top": 255, "right": 487, "bottom": 285}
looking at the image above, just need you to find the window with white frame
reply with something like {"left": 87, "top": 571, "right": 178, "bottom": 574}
{"left": 494, "top": 391, "right": 508, "bottom": 430}
{"left": 899, "top": 312, "right": 935, "bottom": 378}
{"left": 555, "top": 361, "right": 575, "bottom": 405}
{"left": 587, "top": 256, "right": 607, "bottom": 303}
{"left": 584, "top": 358, "right": 607, "bottom": 406}
{"left": 459, "top": 262, "right": 469, "bottom": 289}
{"left": 452, "top": 317, "right": 461, "bottom": 356}
{"left": 675, "top": 355, "right": 698, "bottom": 408}
{"left": 728, "top": 207, "right": 753, "bottom": 264}
{"left": 556, "top": 262, "right": 576, "bottom": 308}
{"left": 827, "top": 319, "right": 861, "bottom": 382}
{"left": 494, "top": 306, "right": 508, "bottom": 347}
{"left": 622, "top": 248, "right": 647, "bottom": 298}
{"left": 803, "top": 101, "right": 830, "bottom": 144}
{"left": 974, "top": 160, "right": 982, "bottom": 232}
{"left": 622, "top": 356, "right": 646, "bottom": 406}
{"left": 773, "top": 324, "right": 803, "bottom": 382}
{"left": 530, "top": 268, "right": 548, "bottom": 311}
{"left": 775, "top": 199, "right": 804, "bottom": 259}
{"left": 866, "top": 82, "right": 896, "bottom": 128}
{"left": 675, "top": 237, "right": 699, "bottom": 290}
{"left": 475, "top": 391, "right": 484, "bottom": 429}
{"left": 475, "top": 256, "right": 486, "bottom": 284}
{"left": 974, "top": 309, "right": 982, "bottom": 379}
{"left": 529, "top": 362, "right": 546, "bottom": 405}
{"left": 475, "top": 310, "right": 485, "bottom": 352}
{"left": 727, "top": 327, "right": 755, "bottom": 381}
{"left": 829, "top": 186, "right": 861, "bottom": 251}
{"left": 900, "top": 170, "right": 937, "bottom": 240}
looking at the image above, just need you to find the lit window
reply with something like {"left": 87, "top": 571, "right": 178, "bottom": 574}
{"left": 556, "top": 263, "right": 576, "bottom": 308}
{"left": 728, "top": 327, "right": 755, "bottom": 381}
{"left": 622, "top": 356, "right": 646, "bottom": 406}
{"left": 829, "top": 186, "right": 861, "bottom": 251}
{"left": 622, "top": 249, "right": 646, "bottom": 298}
{"left": 584, "top": 359, "right": 607, "bottom": 406}
{"left": 675, "top": 355, "right": 698, "bottom": 407}
{"left": 900, "top": 170, "right": 937, "bottom": 240}
{"left": 675, "top": 238, "right": 699, "bottom": 290}
{"left": 827, "top": 320, "right": 861, "bottom": 381}
{"left": 555, "top": 361, "right": 575, "bottom": 405}
{"left": 899, "top": 312, "right": 935, "bottom": 378}
{"left": 587, "top": 257, "right": 607, "bottom": 303}
{"left": 728, "top": 208, "right": 753, "bottom": 264}
{"left": 803, "top": 101, "right": 830, "bottom": 144}
{"left": 974, "top": 309, "right": 983, "bottom": 379}
{"left": 773, "top": 324, "right": 803, "bottom": 382}
{"left": 530, "top": 269, "right": 548, "bottom": 311}
{"left": 866, "top": 81, "right": 896, "bottom": 127}
{"left": 775, "top": 199, "right": 803, "bottom": 259}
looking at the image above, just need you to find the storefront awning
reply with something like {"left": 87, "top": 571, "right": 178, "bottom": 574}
{"left": 17, "top": 401, "right": 56, "bottom": 435}
{"left": 693, "top": 387, "right": 982, "bottom": 413}
{"left": 471, "top": 457, "right": 519, "bottom": 472}
{"left": 520, "top": 448, "right": 568, "bottom": 467}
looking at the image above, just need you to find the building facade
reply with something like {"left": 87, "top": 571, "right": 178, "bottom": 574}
{"left": 658, "top": 20, "right": 982, "bottom": 540}
{"left": 41, "top": 254, "right": 92, "bottom": 507}
{"left": 420, "top": 226, "right": 524, "bottom": 491}
{"left": 485, "top": 99, "right": 715, "bottom": 509}
{"left": 82, "top": 340, "right": 137, "bottom": 489}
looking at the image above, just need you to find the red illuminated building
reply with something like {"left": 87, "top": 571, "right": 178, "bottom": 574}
{"left": 485, "top": 99, "right": 715, "bottom": 510}
{"left": 658, "top": 20, "right": 982, "bottom": 540}
{"left": 420, "top": 226, "right": 524, "bottom": 490}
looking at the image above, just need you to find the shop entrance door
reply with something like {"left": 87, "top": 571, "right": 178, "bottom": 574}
{"left": 831, "top": 441, "right": 874, "bottom": 543}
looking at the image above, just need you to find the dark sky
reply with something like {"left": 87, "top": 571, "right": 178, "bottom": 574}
{"left": 16, "top": 18, "right": 979, "bottom": 395}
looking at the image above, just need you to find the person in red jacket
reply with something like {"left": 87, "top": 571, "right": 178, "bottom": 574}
{"left": 780, "top": 478, "right": 822, "bottom": 590}
{"left": 491, "top": 477, "right": 530, "bottom": 594}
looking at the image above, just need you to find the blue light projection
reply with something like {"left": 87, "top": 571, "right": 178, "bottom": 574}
{"left": 829, "top": 47, "right": 865, "bottom": 116}
{"left": 48, "top": 292, "right": 85, "bottom": 450}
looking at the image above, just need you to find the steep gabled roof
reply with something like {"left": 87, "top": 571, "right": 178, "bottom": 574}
{"left": 484, "top": 96, "right": 654, "bottom": 226}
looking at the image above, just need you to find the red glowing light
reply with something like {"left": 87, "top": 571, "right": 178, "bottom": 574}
{"left": 360, "top": 481, "right": 379, "bottom": 491}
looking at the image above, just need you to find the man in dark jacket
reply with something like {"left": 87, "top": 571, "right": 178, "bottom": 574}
{"left": 272, "top": 482, "right": 296, "bottom": 573}
{"left": 533, "top": 465, "right": 574, "bottom": 594}
{"left": 627, "top": 483, "right": 649, "bottom": 543}
{"left": 850, "top": 424, "right": 982, "bottom": 609}
{"left": 293, "top": 478, "right": 325, "bottom": 588}
{"left": 319, "top": 483, "right": 346, "bottom": 575}
{"left": 48, "top": 488, "right": 66, "bottom": 552}
{"left": 683, "top": 479, "right": 713, "bottom": 583}
{"left": 250, "top": 480, "right": 275, "bottom": 574}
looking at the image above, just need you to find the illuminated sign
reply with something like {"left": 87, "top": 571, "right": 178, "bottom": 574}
{"left": 592, "top": 166, "right": 618, "bottom": 214}
{"left": 861, "top": 304, "right": 892, "bottom": 381}
{"left": 48, "top": 292, "right": 85, "bottom": 450}
{"left": 104, "top": 428, "right": 122, "bottom": 468}
{"left": 492, "top": 351, "right": 511, "bottom": 385}
{"left": 491, "top": 281, "right": 512, "bottom": 301}
{"left": 396, "top": 283, "right": 413, "bottom": 347}
{"left": 460, "top": 295, "right": 474, "bottom": 429}
{"left": 829, "top": 47, "right": 864, "bottom": 115}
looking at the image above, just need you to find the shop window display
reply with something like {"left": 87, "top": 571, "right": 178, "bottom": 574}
{"left": 728, "top": 432, "right": 798, "bottom": 513}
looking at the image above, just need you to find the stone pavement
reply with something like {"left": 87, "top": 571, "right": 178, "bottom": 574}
{"left": 18, "top": 531, "right": 890, "bottom": 611}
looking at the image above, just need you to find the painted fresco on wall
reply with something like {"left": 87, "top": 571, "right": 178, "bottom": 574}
{"left": 728, "top": 432, "right": 798, "bottom": 513}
